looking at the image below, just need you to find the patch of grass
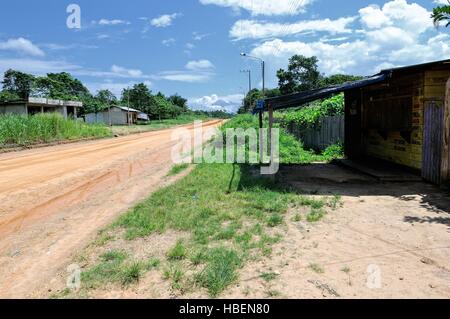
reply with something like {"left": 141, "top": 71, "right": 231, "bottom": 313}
{"left": 328, "top": 195, "right": 343, "bottom": 210}
{"left": 146, "top": 258, "right": 161, "bottom": 270}
{"left": 168, "top": 164, "right": 190, "bottom": 176}
{"left": 195, "top": 247, "right": 242, "bottom": 297}
{"left": 309, "top": 263, "right": 325, "bottom": 274}
{"left": 292, "top": 214, "right": 302, "bottom": 222}
{"left": 260, "top": 272, "right": 279, "bottom": 282}
{"left": 81, "top": 251, "right": 148, "bottom": 288}
{"left": 167, "top": 240, "right": 187, "bottom": 261}
{"left": 93, "top": 233, "right": 114, "bottom": 247}
{"left": 100, "top": 250, "right": 127, "bottom": 263}
{"left": 0, "top": 113, "right": 111, "bottom": 147}
{"left": 267, "top": 213, "right": 283, "bottom": 227}
{"left": 121, "top": 262, "right": 143, "bottom": 285}
{"left": 307, "top": 208, "right": 327, "bottom": 222}
{"left": 163, "top": 263, "right": 185, "bottom": 290}
{"left": 341, "top": 266, "right": 351, "bottom": 274}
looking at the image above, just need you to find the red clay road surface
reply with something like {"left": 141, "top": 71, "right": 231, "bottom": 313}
{"left": 0, "top": 120, "right": 222, "bottom": 298}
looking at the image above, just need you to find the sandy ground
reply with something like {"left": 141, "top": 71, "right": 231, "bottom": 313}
{"left": 223, "top": 165, "right": 450, "bottom": 299}
{"left": 0, "top": 120, "right": 222, "bottom": 298}
{"left": 43, "top": 164, "right": 450, "bottom": 299}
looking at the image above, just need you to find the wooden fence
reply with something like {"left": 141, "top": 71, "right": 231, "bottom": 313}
{"left": 287, "top": 115, "right": 345, "bottom": 151}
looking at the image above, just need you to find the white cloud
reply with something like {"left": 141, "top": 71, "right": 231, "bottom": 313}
{"left": 162, "top": 38, "right": 176, "bottom": 46}
{"left": 249, "top": 0, "right": 450, "bottom": 80}
{"left": 193, "top": 32, "right": 211, "bottom": 41}
{"left": 433, "top": 0, "right": 449, "bottom": 5}
{"left": 157, "top": 59, "right": 215, "bottom": 83}
{"left": 359, "top": 0, "right": 432, "bottom": 33}
{"left": 97, "top": 19, "right": 130, "bottom": 26}
{"left": 42, "top": 43, "right": 99, "bottom": 50}
{"left": 188, "top": 93, "right": 244, "bottom": 113}
{"left": 150, "top": 13, "right": 180, "bottom": 28}
{"left": 0, "top": 38, "right": 45, "bottom": 57}
{"left": 157, "top": 71, "right": 212, "bottom": 83}
{"left": 185, "top": 59, "right": 215, "bottom": 71}
{"left": 110, "top": 65, "right": 146, "bottom": 78}
{"left": 230, "top": 17, "right": 356, "bottom": 40}
{"left": 0, "top": 58, "right": 77, "bottom": 75}
{"left": 199, "top": 0, "right": 313, "bottom": 16}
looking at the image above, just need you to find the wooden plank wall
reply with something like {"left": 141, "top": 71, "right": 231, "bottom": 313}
{"left": 288, "top": 115, "right": 344, "bottom": 151}
{"left": 362, "top": 72, "right": 424, "bottom": 170}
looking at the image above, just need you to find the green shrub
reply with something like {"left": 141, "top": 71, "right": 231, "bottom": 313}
{"left": 277, "top": 94, "right": 344, "bottom": 129}
{"left": 0, "top": 113, "right": 111, "bottom": 146}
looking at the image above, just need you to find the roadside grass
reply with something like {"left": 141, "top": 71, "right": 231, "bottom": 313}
{"left": 81, "top": 249, "right": 160, "bottom": 289}
{"left": 260, "top": 271, "right": 279, "bottom": 282}
{"left": 220, "top": 114, "right": 343, "bottom": 164}
{"left": 168, "top": 164, "right": 190, "bottom": 176}
{"left": 72, "top": 162, "right": 336, "bottom": 298}
{"left": 0, "top": 113, "right": 111, "bottom": 147}
{"left": 68, "top": 114, "right": 344, "bottom": 298}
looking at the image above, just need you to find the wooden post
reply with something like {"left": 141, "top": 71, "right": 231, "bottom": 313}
{"left": 268, "top": 105, "right": 274, "bottom": 164}
{"left": 441, "top": 77, "right": 450, "bottom": 183}
{"left": 259, "top": 111, "right": 263, "bottom": 163}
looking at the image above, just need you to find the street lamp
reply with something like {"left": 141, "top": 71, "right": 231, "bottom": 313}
{"left": 241, "top": 53, "right": 266, "bottom": 163}
{"left": 240, "top": 52, "right": 265, "bottom": 96}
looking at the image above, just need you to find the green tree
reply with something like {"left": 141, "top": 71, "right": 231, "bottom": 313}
{"left": 277, "top": 55, "right": 321, "bottom": 95}
{"left": 319, "top": 74, "right": 363, "bottom": 87}
{"left": 0, "top": 90, "right": 20, "bottom": 102}
{"left": 432, "top": 2, "right": 450, "bottom": 27}
{"left": 121, "top": 83, "right": 154, "bottom": 114}
{"left": 96, "top": 89, "right": 117, "bottom": 106}
{"left": 168, "top": 94, "right": 188, "bottom": 112}
{"left": 1, "top": 69, "right": 36, "bottom": 99}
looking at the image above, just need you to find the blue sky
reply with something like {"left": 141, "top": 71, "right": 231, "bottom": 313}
{"left": 0, "top": 0, "right": 448, "bottom": 112}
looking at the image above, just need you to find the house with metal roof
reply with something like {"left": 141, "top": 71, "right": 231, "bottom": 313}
{"left": 0, "top": 97, "right": 83, "bottom": 119}
{"left": 85, "top": 106, "right": 148, "bottom": 126}
{"left": 258, "top": 59, "right": 450, "bottom": 184}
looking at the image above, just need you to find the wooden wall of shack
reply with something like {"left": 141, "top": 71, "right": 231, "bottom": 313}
{"left": 344, "top": 64, "right": 450, "bottom": 183}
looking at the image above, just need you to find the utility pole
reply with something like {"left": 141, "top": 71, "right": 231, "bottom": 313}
{"left": 240, "top": 53, "right": 266, "bottom": 164}
{"left": 127, "top": 90, "right": 131, "bottom": 126}
{"left": 240, "top": 70, "right": 251, "bottom": 112}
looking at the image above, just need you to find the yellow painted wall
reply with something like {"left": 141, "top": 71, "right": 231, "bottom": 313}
{"left": 363, "top": 70, "right": 450, "bottom": 171}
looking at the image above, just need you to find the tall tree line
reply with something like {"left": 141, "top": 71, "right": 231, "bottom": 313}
{"left": 0, "top": 69, "right": 189, "bottom": 120}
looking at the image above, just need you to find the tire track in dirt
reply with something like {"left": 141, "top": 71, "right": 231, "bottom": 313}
{"left": 0, "top": 120, "right": 222, "bottom": 298}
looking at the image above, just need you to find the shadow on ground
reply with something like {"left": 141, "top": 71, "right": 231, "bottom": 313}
{"left": 237, "top": 163, "right": 450, "bottom": 231}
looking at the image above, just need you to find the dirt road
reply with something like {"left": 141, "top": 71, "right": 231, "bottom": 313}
{"left": 0, "top": 120, "right": 222, "bottom": 298}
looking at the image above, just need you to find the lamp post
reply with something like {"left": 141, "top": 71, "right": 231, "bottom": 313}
{"left": 240, "top": 53, "right": 266, "bottom": 163}
{"left": 240, "top": 53, "right": 264, "bottom": 96}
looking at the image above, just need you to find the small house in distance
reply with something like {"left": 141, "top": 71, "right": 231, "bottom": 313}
{"left": 0, "top": 97, "right": 83, "bottom": 119}
{"left": 261, "top": 59, "right": 450, "bottom": 185}
{"left": 85, "top": 106, "right": 148, "bottom": 126}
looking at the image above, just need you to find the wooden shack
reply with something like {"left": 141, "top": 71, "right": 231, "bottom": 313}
{"left": 261, "top": 59, "right": 450, "bottom": 184}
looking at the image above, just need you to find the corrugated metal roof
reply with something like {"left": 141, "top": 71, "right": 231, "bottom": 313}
{"left": 255, "top": 59, "right": 450, "bottom": 113}
{"left": 116, "top": 106, "right": 141, "bottom": 113}
{"left": 256, "top": 73, "right": 389, "bottom": 113}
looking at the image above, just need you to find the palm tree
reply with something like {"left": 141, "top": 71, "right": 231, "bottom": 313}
{"left": 432, "top": 1, "right": 450, "bottom": 27}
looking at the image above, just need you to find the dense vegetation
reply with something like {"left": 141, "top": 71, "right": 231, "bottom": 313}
{"left": 221, "top": 114, "right": 343, "bottom": 164}
{"left": 276, "top": 94, "right": 344, "bottom": 129}
{"left": 0, "top": 69, "right": 233, "bottom": 120}
{"left": 0, "top": 113, "right": 111, "bottom": 146}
